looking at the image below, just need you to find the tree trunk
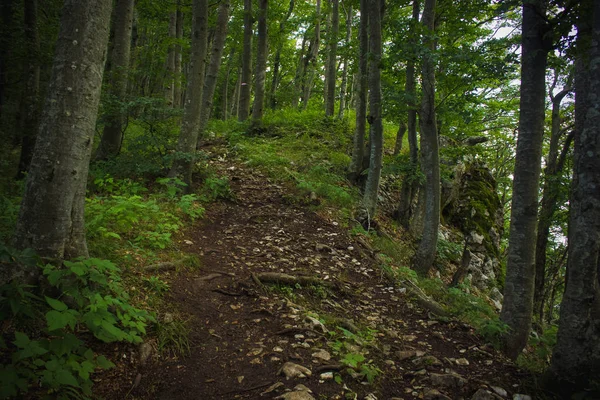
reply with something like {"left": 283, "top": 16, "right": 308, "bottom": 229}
{"left": 361, "top": 0, "right": 383, "bottom": 219}
{"left": 95, "top": 0, "right": 134, "bottom": 160}
{"left": 291, "top": 34, "right": 308, "bottom": 109}
{"left": 301, "top": 0, "right": 321, "bottom": 110}
{"left": 231, "top": 65, "right": 241, "bottom": 118}
{"left": 16, "top": 0, "right": 40, "bottom": 179}
{"left": 348, "top": 0, "right": 368, "bottom": 183}
{"left": 533, "top": 74, "right": 573, "bottom": 321}
{"left": 173, "top": 2, "right": 184, "bottom": 107}
{"left": 393, "top": 122, "right": 406, "bottom": 156}
{"left": 252, "top": 0, "right": 268, "bottom": 122}
{"left": 548, "top": 0, "right": 600, "bottom": 393}
{"left": 12, "top": 0, "right": 112, "bottom": 268}
{"left": 396, "top": 0, "right": 420, "bottom": 229}
{"left": 269, "top": 0, "right": 295, "bottom": 109}
{"left": 168, "top": 0, "right": 208, "bottom": 186}
{"left": 196, "top": 0, "right": 230, "bottom": 144}
{"left": 238, "top": 0, "right": 253, "bottom": 121}
{"left": 337, "top": 4, "right": 352, "bottom": 119}
{"left": 164, "top": 9, "right": 177, "bottom": 106}
{"left": 413, "top": 0, "right": 439, "bottom": 277}
{"left": 0, "top": 0, "right": 15, "bottom": 121}
{"left": 500, "top": 0, "right": 549, "bottom": 360}
{"left": 325, "top": 0, "right": 339, "bottom": 117}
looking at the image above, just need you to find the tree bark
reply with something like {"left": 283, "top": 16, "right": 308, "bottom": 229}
{"left": 168, "top": 0, "right": 208, "bottom": 186}
{"left": 173, "top": 2, "right": 184, "bottom": 107}
{"left": 396, "top": 0, "right": 420, "bottom": 229}
{"left": 291, "top": 33, "right": 309, "bottom": 108}
{"left": 12, "top": 0, "right": 112, "bottom": 266}
{"left": 238, "top": 0, "right": 253, "bottom": 121}
{"left": 361, "top": 0, "right": 383, "bottom": 219}
{"left": 0, "top": 0, "right": 15, "bottom": 122}
{"left": 500, "top": 0, "right": 549, "bottom": 360}
{"left": 548, "top": 0, "right": 600, "bottom": 393}
{"left": 393, "top": 122, "right": 406, "bottom": 156}
{"left": 16, "top": 0, "right": 40, "bottom": 179}
{"left": 252, "top": 0, "right": 268, "bottom": 122}
{"left": 196, "top": 0, "right": 230, "bottom": 143}
{"left": 269, "top": 0, "right": 294, "bottom": 109}
{"left": 95, "top": 0, "right": 134, "bottom": 160}
{"left": 337, "top": 3, "right": 352, "bottom": 119}
{"left": 325, "top": 0, "right": 339, "bottom": 117}
{"left": 413, "top": 0, "right": 439, "bottom": 277}
{"left": 164, "top": 8, "right": 178, "bottom": 106}
{"left": 301, "top": 0, "right": 321, "bottom": 110}
{"left": 348, "top": 0, "right": 368, "bottom": 183}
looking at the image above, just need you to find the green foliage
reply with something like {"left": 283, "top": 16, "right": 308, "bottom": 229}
{"left": 436, "top": 238, "right": 462, "bottom": 263}
{"left": 156, "top": 318, "right": 191, "bottom": 357}
{"left": 517, "top": 326, "right": 558, "bottom": 373}
{"left": 143, "top": 276, "right": 170, "bottom": 295}
{"left": 0, "top": 249, "right": 153, "bottom": 399}
{"left": 200, "top": 177, "right": 234, "bottom": 202}
{"left": 0, "top": 195, "right": 20, "bottom": 244}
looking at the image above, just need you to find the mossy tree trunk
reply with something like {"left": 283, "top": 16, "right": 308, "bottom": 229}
{"left": 500, "top": 0, "right": 549, "bottom": 360}
{"left": 13, "top": 0, "right": 112, "bottom": 266}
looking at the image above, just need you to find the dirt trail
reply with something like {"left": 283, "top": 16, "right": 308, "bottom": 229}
{"left": 122, "top": 149, "right": 531, "bottom": 400}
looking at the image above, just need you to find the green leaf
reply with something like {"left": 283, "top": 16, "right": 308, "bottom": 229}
{"left": 96, "top": 355, "right": 115, "bottom": 369}
{"left": 13, "top": 332, "right": 29, "bottom": 348}
{"left": 55, "top": 368, "right": 79, "bottom": 387}
{"left": 46, "top": 296, "right": 68, "bottom": 311}
{"left": 46, "top": 310, "right": 78, "bottom": 331}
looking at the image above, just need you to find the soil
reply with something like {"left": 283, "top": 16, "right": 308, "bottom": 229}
{"left": 96, "top": 144, "right": 534, "bottom": 400}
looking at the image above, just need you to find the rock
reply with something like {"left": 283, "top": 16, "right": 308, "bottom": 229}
{"left": 275, "top": 391, "right": 315, "bottom": 400}
{"left": 279, "top": 362, "right": 312, "bottom": 379}
{"left": 413, "top": 355, "right": 443, "bottom": 368}
{"left": 138, "top": 342, "right": 154, "bottom": 366}
{"left": 305, "top": 316, "right": 327, "bottom": 333}
{"left": 396, "top": 350, "right": 417, "bottom": 360}
{"left": 471, "top": 389, "right": 503, "bottom": 400}
{"left": 513, "top": 395, "right": 532, "bottom": 400}
{"left": 423, "top": 388, "right": 452, "bottom": 400}
{"left": 163, "top": 313, "right": 174, "bottom": 323}
{"left": 260, "top": 382, "right": 284, "bottom": 396}
{"left": 491, "top": 386, "right": 508, "bottom": 397}
{"left": 294, "top": 384, "right": 312, "bottom": 393}
{"left": 364, "top": 394, "right": 378, "bottom": 400}
{"left": 455, "top": 358, "right": 470, "bottom": 365}
{"left": 430, "top": 373, "right": 467, "bottom": 389}
{"left": 312, "top": 349, "right": 331, "bottom": 361}
{"left": 490, "top": 287, "right": 503, "bottom": 302}
{"left": 320, "top": 372, "right": 334, "bottom": 380}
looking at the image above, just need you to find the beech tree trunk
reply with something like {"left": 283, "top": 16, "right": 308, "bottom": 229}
{"left": 337, "top": 4, "right": 352, "bottom": 119}
{"left": 548, "top": 0, "right": 600, "bottom": 393}
{"left": 269, "top": 0, "right": 294, "bottom": 109}
{"left": 500, "top": 0, "right": 549, "bottom": 360}
{"left": 95, "top": 0, "right": 134, "bottom": 160}
{"left": 196, "top": 0, "right": 229, "bottom": 143}
{"left": 173, "top": 2, "right": 184, "bottom": 107}
{"left": 396, "top": 0, "right": 420, "bottom": 229}
{"left": 301, "top": 0, "right": 321, "bottom": 110}
{"left": 164, "top": 9, "right": 177, "bottom": 106}
{"left": 413, "top": 0, "right": 439, "bottom": 277}
{"left": 291, "top": 34, "right": 308, "bottom": 108}
{"left": 252, "top": 0, "right": 268, "bottom": 122}
{"left": 325, "top": 0, "right": 339, "bottom": 117}
{"left": 361, "top": 0, "right": 383, "bottom": 219}
{"left": 168, "top": 0, "right": 208, "bottom": 186}
{"left": 16, "top": 0, "right": 40, "bottom": 178}
{"left": 348, "top": 0, "right": 368, "bottom": 183}
{"left": 393, "top": 122, "right": 406, "bottom": 156}
{"left": 238, "top": 0, "right": 253, "bottom": 121}
{"left": 12, "top": 0, "right": 112, "bottom": 267}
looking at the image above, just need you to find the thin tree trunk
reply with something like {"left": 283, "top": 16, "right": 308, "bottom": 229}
{"left": 361, "top": 0, "right": 383, "bottom": 219}
{"left": 269, "top": 0, "right": 295, "bottom": 109}
{"left": 325, "top": 0, "right": 339, "bottom": 117}
{"left": 302, "top": 0, "right": 321, "bottom": 110}
{"left": 393, "top": 122, "right": 406, "bottom": 155}
{"left": 174, "top": 2, "right": 184, "bottom": 107}
{"left": 291, "top": 34, "right": 308, "bottom": 109}
{"left": 164, "top": 9, "right": 177, "bottom": 105}
{"left": 252, "top": 0, "right": 268, "bottom": 122}
{"left": 231, "top": 65, "right": 241, "bottom": 118}
{"left": 95, "top": 0, "right": 134, "bottom": 160}
{"left": 12, "top": 0, "right": 112, "bottom": 268}
{"left": 413, "top": 0, "right": 439, "bottom": 277}
{"left": 168, "top": 0, "right": 208, "bottom": 186}
{"left": 500, "top": 0, "right": 549, "bottom": 360}
{"left": 16, "top": 0, "right": 40, "bottom": 179}
{"left": 337, "top": 3, "right": 352, "bottom": 119}
{"left": 348, "top": 0, "right": 368, "bottom": 183}
{"left": 196, "top": 0, "right": 230, "bottom": 144}
{"left": 0, "top": 0, "right": 15, "bottom": 121}
{"left": 549, "top": 0, "right": 600, "bottom": 392}
{"left": 396, "top": 0, "right": 420, "bottom": 229}
{"left": 238, "top": 0, "right": 253, "bottom": 121}
{"left": 221, "top": 48, "right": 236, "bottom": 120}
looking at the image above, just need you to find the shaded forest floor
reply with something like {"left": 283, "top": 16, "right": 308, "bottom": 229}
{"left": 97, "top": 141, "right": 534, "bottom": 400}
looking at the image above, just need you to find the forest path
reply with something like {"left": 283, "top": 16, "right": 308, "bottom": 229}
{"left": 130, "top": 143, "right": 530, "bottom": 400}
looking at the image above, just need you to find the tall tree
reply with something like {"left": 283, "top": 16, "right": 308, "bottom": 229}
{"left": 325, "top": 0, "right": 339, "bottom": 117}
{"left": 16, "top": 0, "right": 40, "bottom": 178}
{"left": 12, "top": 0, "right": 112, "bottom": 265}
{"left": 196, "top": 0, "right": 230, "bottom": 143}
{"left": 164, "top": 7, "right": 178, "bottom": 106}
{"left": 337, "top": 2, "right": 352, "bottom": 119}
{"left": 168, "top": 0, "right": 208, "bottom": 185}
{"left": 348, "top": 0, "right": 368, "bottom": 183}
{"left": 173, "top": 2, "right": 184, "bottom": 108}
{"left": 413, "top": 0, "right": 439, "bottom": 276}
{"left": 548, "top": 0, "right": 600, "bottom": 393}
{"left": 269, "top": 0, "right": 295, "bottom": 109}
{"left": 361, "top": 0, "right": 383, "bottom": 219}
{"left": 500, "top": 0, "right": 549, "bottom": 359}
{"left": 252, "top": 0, "right": 268, "bottom": 121}
{"left": 301, "top": 0, "right": 322, "bottom": 110}
{"left": 95, "top": 0, "right": 135, "bottom": 160}
{"left": 238, "top": 0, "right": 253, "bottom": 121}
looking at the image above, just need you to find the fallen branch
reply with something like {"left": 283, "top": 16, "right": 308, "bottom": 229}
{"left": 212, "top": 288, "right": 244, "bottom": 297}
{"left": 315, "top": 364, "right": 344, "bottom": 374}
{"left": 275, "top": 327, "right": 324, "bottom": 337}
{"left": 253, "top": 272, "right": 334, "bottom": 288}
{"left": 402, "top": 279, "right": 449, "bottom": 317}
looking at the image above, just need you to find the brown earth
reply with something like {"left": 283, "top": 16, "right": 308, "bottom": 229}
{"left": 97, "top": 147, "right": 534, "bottom": 400}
